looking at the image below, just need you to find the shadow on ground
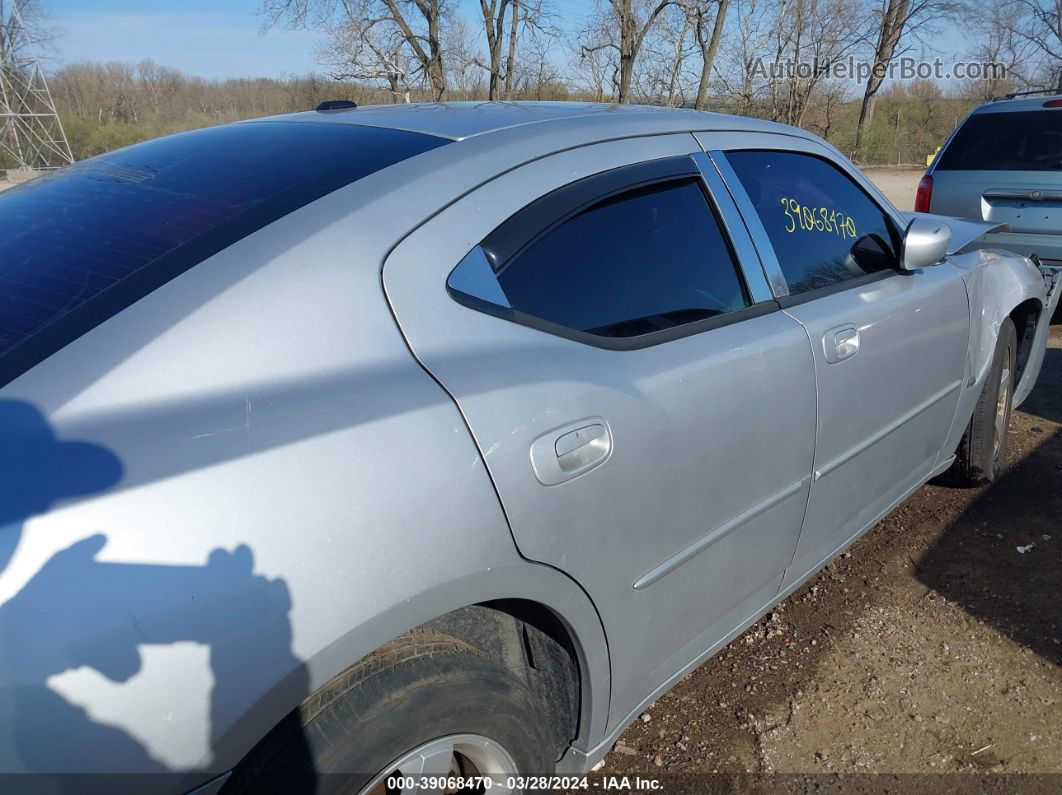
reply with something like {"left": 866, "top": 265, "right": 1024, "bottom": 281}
{"left": 915, "top": 427, "right": 1062, "bottom": 665}
{"left": 915, "top": 334, "right": 1062, "bottom": 666}
{"left": 1019, "top": 348, "right": 1062, "bottom": 425}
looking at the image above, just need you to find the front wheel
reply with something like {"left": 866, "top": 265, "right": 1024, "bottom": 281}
{"left": 224, "top": 631, "right": 557, "bottom": 794}
{"left": 939, "top": 317, "right": 1016, "bottom": 487}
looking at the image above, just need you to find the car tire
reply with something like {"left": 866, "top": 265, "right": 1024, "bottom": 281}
{"left": 939, "top": 316, "right": 1017, "bottom": 487}
{"left": 224, "top": 630, "right": 558, "bottom": 794}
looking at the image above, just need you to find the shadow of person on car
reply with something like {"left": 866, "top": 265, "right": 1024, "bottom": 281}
{"left": 0, "top": 399, "right": 123, "bottom": 576}
{"left": 915, "top": 427, "right": 1062, "bottom": 666}
{"left": 0, "top": 399, "right": 315, "bottom": 793}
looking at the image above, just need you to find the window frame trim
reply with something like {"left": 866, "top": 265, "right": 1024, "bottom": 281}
{"left": 448, "top": 282, "right": 781, "bottom": 351}
{"left": 448, "top": 154, "right": 780, "bottom": 351}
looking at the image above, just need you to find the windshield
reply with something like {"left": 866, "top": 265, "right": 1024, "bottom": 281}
{"left": 937, "top": 110, "right": 1062, "bottom": 171}
{"left": 0, "top": 121, "right": 447, "bottom": 385}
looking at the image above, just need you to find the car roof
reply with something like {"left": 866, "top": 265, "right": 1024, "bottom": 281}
{"left": 974, "top": 94, "right": 1062, "bottom": 114}
{"left": 252, "top": 100, "right": 799, "bottom": 143}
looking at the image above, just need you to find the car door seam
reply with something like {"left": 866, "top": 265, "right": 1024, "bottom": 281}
{"left": 777, "top": 308, "right": 819, "bottom": 588}
{"left": 632, "top": 476, "right": 812, "bottom": 590}
{"left": 813, "top": 379, "right": 963, "bottom": 481}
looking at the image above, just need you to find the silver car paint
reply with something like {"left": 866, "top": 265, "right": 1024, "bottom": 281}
{"left": 382, "top": 134, "right": 818, "bottom": 738}
{"left": 903, "top": 211, "right": 1060, "bottom": 409}
{"left": 777, "top": 266, "right": 970, "bottom": 586}
{"left": 0, "top": 103, "right": 1053, "bottom": 788}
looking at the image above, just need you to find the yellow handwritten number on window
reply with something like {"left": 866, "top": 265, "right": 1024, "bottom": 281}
{"left": 779, "top": 197, "right": 857, "bottom": 240}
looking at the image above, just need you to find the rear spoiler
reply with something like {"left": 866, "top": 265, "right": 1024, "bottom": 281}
{"left": 902, "top": 212, "right": 1010, "bottom": 256}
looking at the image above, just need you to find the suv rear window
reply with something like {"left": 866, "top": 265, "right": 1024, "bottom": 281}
{"left": 0, "top": 121, "right": 447, "bottom": 386}
{"left": 937, "top": 110, "right": 1062, "bottom": 171}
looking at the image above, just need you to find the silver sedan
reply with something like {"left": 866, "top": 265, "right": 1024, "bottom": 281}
{"left": 0, "top": 102, "right": 1057, "bottom": 793}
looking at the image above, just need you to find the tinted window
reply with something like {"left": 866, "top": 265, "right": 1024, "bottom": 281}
{"left": 937, "top": 110, "right": 1062, "bottom": 171}
{"left": 449, "top": 178, "right": 749, "bottom": 340}
{"left": 0, "top": 121, "right": 447, "bottom": 385}
{"left": 726, "top": 151, "right": 898, "bottom": 295}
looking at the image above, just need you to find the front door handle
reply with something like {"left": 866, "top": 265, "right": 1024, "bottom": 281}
{"left": 823, "top": 325, "right": 859, "bottom": 364}
{"left": 530, "top": 418, "right": 612, "bottom": 485}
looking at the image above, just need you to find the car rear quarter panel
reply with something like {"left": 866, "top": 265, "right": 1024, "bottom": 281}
{"left": 0, "top": 160, "right": 608, "bottom": 788}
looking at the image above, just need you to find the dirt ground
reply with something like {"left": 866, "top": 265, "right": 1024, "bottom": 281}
{"left": 595, "top": 327, "right": 1061, "bottom": 788}
{"left": 864, "top": 166, "right": 925, "bottom": 211}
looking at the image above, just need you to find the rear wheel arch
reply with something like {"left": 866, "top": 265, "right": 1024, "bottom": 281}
{"left": 420, "top": 601, "right": 583, "bottom": 761}
{"left": 222, "top": 597, "right": 595, "bottom": 790}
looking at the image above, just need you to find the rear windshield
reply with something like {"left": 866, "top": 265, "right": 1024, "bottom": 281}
{"left": 937, "top": 109, "right": 1062, "bottom": 171}
{"left": 0, "top": 121, "right": 447, "bottom": 386}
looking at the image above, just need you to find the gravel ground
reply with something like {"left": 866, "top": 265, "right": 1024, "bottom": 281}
{"left": 863, "top": 166, "right": 925, "bottom": 211}
{"left": 595, "top": 329, "right": 1061, "bottom": 786}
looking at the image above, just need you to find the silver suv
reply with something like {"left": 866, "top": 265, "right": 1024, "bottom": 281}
{"left": 919, "top": 90, "right": 1062, "bottom": 265}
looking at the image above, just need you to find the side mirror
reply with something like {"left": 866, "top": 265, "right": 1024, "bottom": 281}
{"left": 900, "top": 216, "right": 951, "bottom": 271}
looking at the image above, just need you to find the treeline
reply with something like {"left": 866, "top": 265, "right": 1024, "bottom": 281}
{"left": 49, "top": 59, "right": 978, "bottom": 165}
{"left": 21, "top": 0, "right": 1062, "bottom": 165}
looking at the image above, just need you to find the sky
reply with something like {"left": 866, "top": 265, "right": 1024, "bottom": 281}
{"left": 46, "top": 0, "right": 594, "bottom": 80}
{"left": 49, "top": 0, "right": 323, "bottom": 79}
{"left": 47, "top": 0, "right": 966, "bottom": 84}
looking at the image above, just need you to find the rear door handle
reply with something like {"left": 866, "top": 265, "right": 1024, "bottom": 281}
{"left": 530, "top": 418, "right": 612, "bottom": 485}
{"left": 823, "top": 325, "right": 859, "bottom": 364}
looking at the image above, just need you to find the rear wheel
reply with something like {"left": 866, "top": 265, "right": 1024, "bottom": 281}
{"left": 224, "top": 631, "right": 557, "bottom": 794}
{"left": 939, "top": 317, "right": 1016, "bottom": 487}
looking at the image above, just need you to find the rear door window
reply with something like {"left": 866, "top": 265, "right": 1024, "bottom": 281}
{"left": 937, "top": 110, "right": 1062, "bottom": 171}
{"left": 725, "top": 150, "right": 899, "bottom": 296}
{"left": 447, "top": 175, "right": 751, "bottom": 345}
{"left": 0, "top": 121, "right": 447, "bottom": 386}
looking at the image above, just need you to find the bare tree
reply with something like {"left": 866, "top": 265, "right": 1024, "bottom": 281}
{"left": 475, "top": 0, "right": 555, "bottom": 98}
{"left": 687, "top": 0, "right": 730, "bottom": 110}
{"left": 136, "top": 59, "right": 182, "bottom": 115}
{"left": 502, "top": 0, "right": 522, "bottom": 95}
{"left": 445, "top": 12, "right": 487, "bottom": 96}
{"left": 780, "top": 0, "right": 869, "bottom": 126}
{"left": 477, "top": 0, "right": 513, "bottom": 98}
{"left": 0, "top": 0, "right": 56, "bottom": 63}
{"left": 260, "top": 0, "right": 451, "bottom": 101}
{"left": 998, "top": 0, "right": 1062, "bottom": 89}
{"left": 853, "top": 0, "right": 957, "bottom": 149}
{"left": 314, "top": 2, "right": 419, "bottom": 101}
{"left": 637, "top": 4, "right": 696, "bottom": 104}
{"left": 962, "top": 0, "right": 1028, "bottom": 99}
{"left": 580, "top": 0, "right": 677, "bottom": 102}
{"left": 713, "top": 0, "right": 776, "bottom": 113}
{"left": 571, "top": 16, "right": 618, "bottom": 100}
{"left": 803, "top": 80, "right": 847, "bottom": 138}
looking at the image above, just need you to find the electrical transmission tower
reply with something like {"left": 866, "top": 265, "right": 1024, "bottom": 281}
{"left": 0, "top": 1, "right": 73, "bottom": 170}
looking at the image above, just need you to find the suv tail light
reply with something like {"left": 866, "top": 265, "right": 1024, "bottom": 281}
{"left": 914, "top": 174, "right": 933, "bottom": 212}
{"left": 1043, "top": 99, "right": 1062, "bottom": 107}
